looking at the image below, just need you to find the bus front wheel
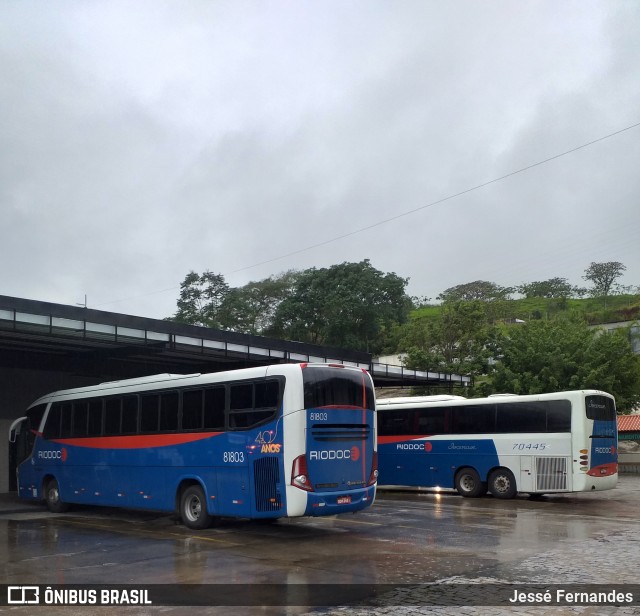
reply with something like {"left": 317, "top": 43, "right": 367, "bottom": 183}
{"left": 180, "top": 485, "right": 212, "bottom": 530}
{"left": 454, "top": 468, "right": 484, "bottom": 498}
{"left": 488, "top": 468, "right": 517, "bottom": 499}
{"left": 45, "top": 478, "right": 70, "bottom": 513}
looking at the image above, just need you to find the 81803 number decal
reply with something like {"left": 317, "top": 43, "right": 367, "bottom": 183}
{"left": 223, "top": 451, "right": 245, "bottom": 463}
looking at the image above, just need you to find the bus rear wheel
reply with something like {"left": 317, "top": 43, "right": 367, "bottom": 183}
{"left": 45, "top": 478, "right": 70, "bottom": 513}
{"left": 454, "top": 468, "right": 484, "bottom": 498}
{"left": 488, "top": 468, "right": 517, "bottom": 499}
{"left": 180, "top": 485, "right": 212, "bottom": 530}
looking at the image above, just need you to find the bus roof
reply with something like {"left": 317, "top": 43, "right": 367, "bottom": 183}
{"left": 376, "top": 390, "right": 615, "bottom": 409}
{"left": 25, "top": 362, "right": 370, "bottom": 408}
{"left": 376, "top": 395, "right": 466, "bottom": 406}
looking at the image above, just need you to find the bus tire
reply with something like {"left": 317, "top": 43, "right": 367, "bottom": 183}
{"left": 488, "top": 468, "right": 517, "bottom": 499}
{"left": 180, "top": 485, "right": 211, "bottom": 530}
{"left": 45, "top": 478, "right": 70, "bottom": 513}
{"left": 454, "top": 468, "right": 484, "bottom": 498}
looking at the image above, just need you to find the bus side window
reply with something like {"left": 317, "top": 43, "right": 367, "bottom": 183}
{"left": 43, "top": 404, "right": 62, "bottom": 440}
{"left": 160, "top": 392, "right": 178, "bottom": 432}
{"left": 378, "top": 410, "right": 410, "bottom": 436}
{"left": 72, "top": 400, "right": 89, "bottom": 437}
{"left": 418, "top": 408, "right": 446, "bottom": 434}
{"left": 546, "top": 400, "right": 571, "bottom": 432}
{"left": 203, "top": 387, "right": 225, "bottom": 431}
{"left": 104, "top": 398, "right": 122, "bottom": 436}
{"left": 182, "top": 389, "right": 204, "bottom": 430}
{"left": 229, "top": 383, "right": 254, "bottom": 429}
{"left": 60, "top": 402, "right": 73, "bottom": 438}
{"left": 228, "top": 380, "right": 279, "bottom": 430}
{"left": 251, "top": 380, "right": 279, "bottom": 425}
{"left": 497, "top": 402, "right": 546, "bottom": 433}
{"left": 122, "top": 395, "right": 139, "bottom": 434}
{"left": 87, "top": 398, "right": 103, "bottom": 436}
{"left": 255, "top": 381, "right": 279, "bottom": 409}
{"left": 141, "top": 394, "right": 160, "bottom": 432}
{"left": 452, "top": 405, "right": 496, "bottom": 434}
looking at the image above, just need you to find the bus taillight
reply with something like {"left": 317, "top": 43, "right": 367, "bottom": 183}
{"left": 292, "top": 454, "right": 314, "bottom": 492}
{"left": 579, "top": 449, "right": 589, "bottom": 471}
{"left": 367, "top": 451, "right": 379, "bottom": 487}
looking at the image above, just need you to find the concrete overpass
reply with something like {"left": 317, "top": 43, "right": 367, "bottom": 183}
{"left": 0, "top": 294, "right": 470, "bottom": 492}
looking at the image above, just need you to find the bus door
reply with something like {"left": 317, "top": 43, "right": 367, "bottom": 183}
{"left": 517, "top": 456, "right": 535, "bottom": 493}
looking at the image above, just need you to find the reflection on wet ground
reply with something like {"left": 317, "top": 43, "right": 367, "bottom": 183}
{"left": 2, "top": 476, "right": 640, "bottom": 613}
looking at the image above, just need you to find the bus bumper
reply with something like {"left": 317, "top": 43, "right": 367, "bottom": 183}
{"left": 304, "top": 485, "right": 376, "bottom": 516}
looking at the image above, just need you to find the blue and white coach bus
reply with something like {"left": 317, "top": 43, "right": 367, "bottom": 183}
{"left": 9, "top": 363, "right": 378, "bottom": 528}
{"left": 377, "top": 390, "right": 617, "bottom": 499}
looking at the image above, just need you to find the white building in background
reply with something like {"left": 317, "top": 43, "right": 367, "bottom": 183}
{"left": 593, "top": 320, "right": 640, "bottom": 355}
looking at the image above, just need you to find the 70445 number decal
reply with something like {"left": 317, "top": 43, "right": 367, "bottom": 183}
{"left": 512, "top": 443, "right": 549, "bottom": 451}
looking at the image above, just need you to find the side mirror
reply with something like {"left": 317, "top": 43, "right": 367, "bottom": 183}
{"left": 8, "top": 417, "right": 27, "bottom": 443}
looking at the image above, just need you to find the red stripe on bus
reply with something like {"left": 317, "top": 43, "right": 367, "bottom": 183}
{"left": 51, "top": 432, "right": 222, "bottom": 450}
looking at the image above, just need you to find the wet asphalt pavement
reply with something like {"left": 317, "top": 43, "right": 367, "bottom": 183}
{"left": 1, "top": 476, "right": 640, "bottom": 615}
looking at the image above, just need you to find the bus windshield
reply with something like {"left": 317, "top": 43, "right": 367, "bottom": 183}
{"left": 303, "top": 366, "right": 374, "bottom": 410}
{"left": 585, "top": 395, "right": 616, "bottom": 421}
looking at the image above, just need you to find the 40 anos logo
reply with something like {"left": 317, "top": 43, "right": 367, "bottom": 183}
{"left": 261, "top": 443, "right": 281, "bottom": 454}
{"left": 309, "top": 446, "right": 360, "bottom": 461}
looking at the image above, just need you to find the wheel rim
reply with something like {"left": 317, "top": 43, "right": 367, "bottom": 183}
{"left": 48, "top": 484, "right": 59, "bottom": 504}
{"left": 494, "top": 475, "right": 510, "bottom": 494}
{"left": 185, "top": 494, "right": 202, "bottom": 522}
{"left": 460, "top": 474, "right": 476, "bottom": 493}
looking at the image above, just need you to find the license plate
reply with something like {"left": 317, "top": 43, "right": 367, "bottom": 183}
{"left": 337, "top": 495, "right": 351, "bottom": 505}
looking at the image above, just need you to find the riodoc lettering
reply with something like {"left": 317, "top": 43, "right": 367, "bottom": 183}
{"left": 397, "top": 443, "right": 425, "bottom": 450}
{"left": 38, "top": 450, "right": 62, "bottom": 459}
{"left": 310, "top": 450, "right": 351, "bottom": 461}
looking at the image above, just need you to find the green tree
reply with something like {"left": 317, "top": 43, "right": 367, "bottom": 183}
{"left": 583, "top": 261, "right": 626, "bottom": 307}
{"left": 173, "top": 270, "right": 230, "bottom": 328}
{"left": 490, "top": 315, "right": 640, "bottom": 411}
{"left": 270, "top": 260, "right": 411, "bottom": 353}
{"left": 518, "top": 277, "right": 575, "bottom": 299}
{"left": 219, "top": 271, "right": 299, "bottom": 334}
{"left": 402, "top": 301, "right": 496, "bottom": 380}
{"left": 437, "top": 280, "right": 513, "bottom": 303}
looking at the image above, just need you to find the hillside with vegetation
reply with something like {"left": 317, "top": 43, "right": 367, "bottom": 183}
{"left": 411, "top": 293, "right": 640, "bottom": 327}
{"left": 168, "top": 260, "right": 640, "bottom": 411}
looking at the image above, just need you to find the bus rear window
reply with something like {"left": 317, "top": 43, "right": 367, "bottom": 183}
{"left": 586, "top": 395, "right": 616, "bottom": 421}
{"left": 303, "top": 367, "right": 374, "bottom": 411}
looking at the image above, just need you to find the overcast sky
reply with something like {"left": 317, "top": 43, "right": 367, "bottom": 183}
{"left": 2, "top": 1, "right": 639, "bottom": 320}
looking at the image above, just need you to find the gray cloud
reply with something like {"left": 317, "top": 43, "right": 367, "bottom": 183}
{"left": 1, "top": 1, "right": 638, "bottom": 318}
